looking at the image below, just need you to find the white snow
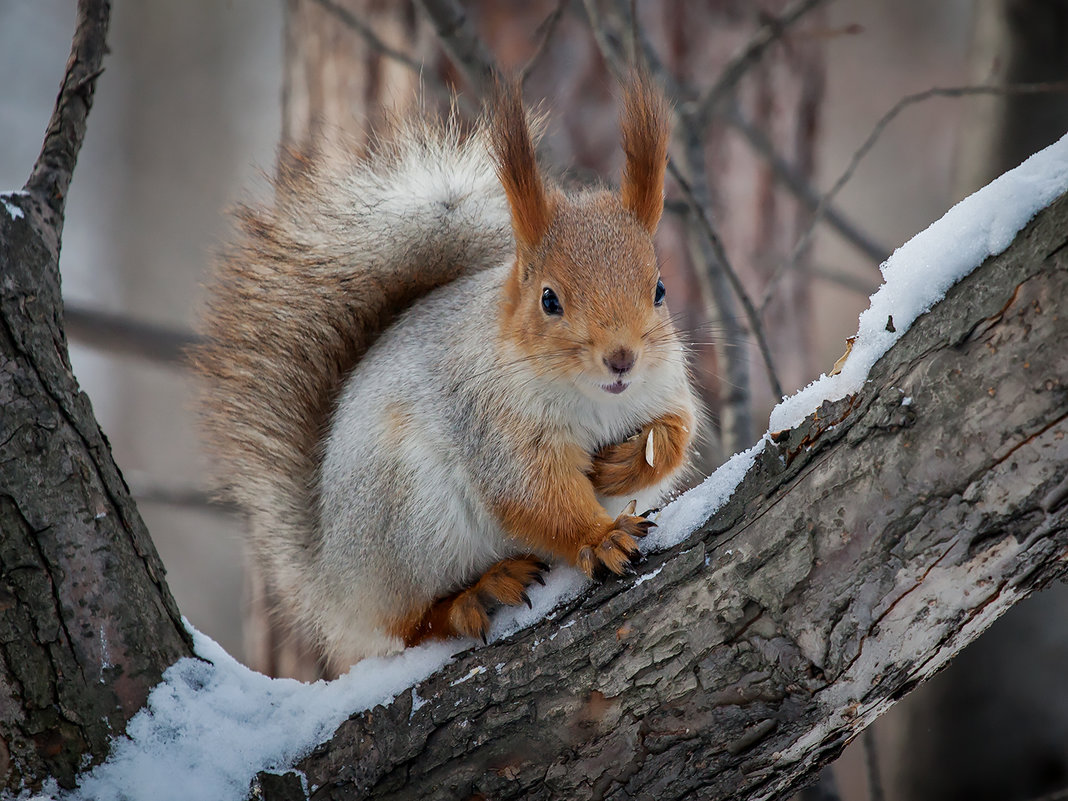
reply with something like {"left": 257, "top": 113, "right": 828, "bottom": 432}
{"left": 768, "top": 132, "right": 1068, "bottom": 434}
{"left": 2, "top": 194, "right": 25, "bottom": 220}
{"left": 25, "top": 133, "right": 1068, "bottom": 801}
{"left": 24, "top": 626, "right": 463, "bottom": 801}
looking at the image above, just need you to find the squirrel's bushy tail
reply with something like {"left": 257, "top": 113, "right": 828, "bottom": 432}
{"left": 192, "top": 110, "right": 511, "bottom": 629}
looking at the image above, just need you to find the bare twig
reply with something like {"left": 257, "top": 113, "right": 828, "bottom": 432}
{"left": 696, "top": 0, "right": 833, "bottom": 124}
{"left": 723, "top": 102, "right": 890, "bottom": 263}
{"left": 130, "top": 482, "right": 238, "bottom": 513}
{"left": 312, "top": 0, "right": 422, "bottom": 72}
{"left": 762, "top": 80, "right": 1068, "bottom": 313}
{"left": 670, "top": 158, "right": 783, "bottom": 406}
{"left": 309, "top": 0, "right": 465, "bottom": 111}
{"left": 608, "top": 0, "right": 683, "bottom": 98}
{"left": 24, "top": 0, "right": 111, "bottom": 257}
{"left": 415, "top": 0, "right": 499, "bottom": 95}
{"left": 520, "top": 0, "right": 568, "bottom": 85}
{"left": 64, "top": 303, "right": 199, "bottom": 366}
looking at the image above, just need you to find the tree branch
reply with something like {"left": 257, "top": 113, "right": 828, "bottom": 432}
{"left": 696, "top": 0, "right": 834, "bottom": 123}
{"left": 23, "top": 0, "right": 110, "bottom": 258}
{"left": 0, "top": 2, "right": 194, "bottom": 791}
{"left": 520, "top": 0, "right": 568, "bottom": 85}
{"left": 722, "top": 102, "right": 890, "bottom": 264}
{"left": 63, "top": 302, "right": 199, "bottom": 366}
{"left": 414, "top": 0, "right": 499, "bottom": 96}
{"left": 256, "top": 187, "right": 1068, "bottom": 801}
{"left": 763, "top": 80, "right": 1068, "bottom": 311}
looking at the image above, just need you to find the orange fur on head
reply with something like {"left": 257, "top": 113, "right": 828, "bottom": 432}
{"left": 619, "top": 73, "right": 670, "bottom": 234}
{"left": 489, "top": 80, "right": 552, "bottom": 262}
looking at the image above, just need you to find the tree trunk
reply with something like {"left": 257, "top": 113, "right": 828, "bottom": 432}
{"left": 253, "top": 188, "right": 1068, "bottom": 800}
{"left": 0, "top": 2, "right": 193, "bottom": 792}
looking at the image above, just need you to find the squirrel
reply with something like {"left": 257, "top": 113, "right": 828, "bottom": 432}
{"left": 193, "top": 76, "right": 698, "bottom": 677}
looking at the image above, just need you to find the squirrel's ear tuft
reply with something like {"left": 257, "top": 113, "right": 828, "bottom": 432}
{"left": 620, "top": 73, "right": 670, "bottom": 235}
{"left": 489, "top": 79, "right": 551, "bottom": 260}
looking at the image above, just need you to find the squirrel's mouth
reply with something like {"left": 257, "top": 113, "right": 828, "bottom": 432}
{"left": 601, "top": 380, "right": 630, "bottom": 395}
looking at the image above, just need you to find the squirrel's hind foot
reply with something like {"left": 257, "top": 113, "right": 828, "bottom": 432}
{"left": 393, "top": 555, "right": 549, "bottom": 646}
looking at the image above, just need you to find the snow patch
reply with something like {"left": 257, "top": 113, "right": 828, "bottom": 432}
{"left": 768, "top": 132, "right": 1068, "bottom": 434}
{"left": 26, "top": 625, "right": 462, "bottom": 801}
{"left": 633, "top": 564, "right": 664, "bottom": 587}
{"left": 2, "top": 195, "right": 25, "bottom": 220}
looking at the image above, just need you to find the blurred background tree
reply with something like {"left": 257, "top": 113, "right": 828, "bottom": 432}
{"left": 2, "top": 1, "right": 1065, "bottom": 798}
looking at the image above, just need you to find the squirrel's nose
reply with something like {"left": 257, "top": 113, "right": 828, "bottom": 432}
{"left": 603, "top": 347, "right": 636, "bottom": 376}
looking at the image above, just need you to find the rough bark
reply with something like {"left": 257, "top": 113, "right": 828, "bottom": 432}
{"left": 0, "top": 1, "right": 193, "bottom": 792}
{"left": 255, "top": 191, "right": 1068, "bottom": 801}
{"left": 896, "top": 2, "right": 1068, "bottom": 797}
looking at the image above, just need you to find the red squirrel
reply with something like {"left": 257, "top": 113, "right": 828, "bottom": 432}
{"left": 194, "top": 76, "right": 698, "bottom": 675}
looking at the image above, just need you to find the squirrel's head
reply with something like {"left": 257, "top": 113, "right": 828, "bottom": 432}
{"left": 490, "top": 75, "right": 679, "bottom": 399}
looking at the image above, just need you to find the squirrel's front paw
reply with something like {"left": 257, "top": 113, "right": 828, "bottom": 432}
{"left": 590, "top": 414, "right": 689, "bottom": 497}
{"left": 577, "top": 500, "right": 656, "bottom": 578}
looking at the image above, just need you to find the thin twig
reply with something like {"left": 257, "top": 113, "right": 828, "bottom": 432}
{"left": 130, "top": 483, "right": 238, "bottom": 513}
{"left": 24, "top": 0, "right": 111, "bottom": 257}
{"left": 581, "top": 0, "right": 627, "bottom": 81}
{"left": 764, "top": 80, "right": 1068, "bottom": 312}
{"left": 309, "top": 0, "right": 463, "bottom": 111}
{"left": 696, "top": 0, "right": 833, "bottom": 124}
{"left": 520, "top": 0, "right": 568, "bottom": 85}
{"left": 609, "top": 0, "right": 683, "bottom": 98}
{"left": 670, "top": 159, "right": 783, "bottom": 405}
{"left": 63, "top": 303, "right": 199, "bottom": 367}
{"left": 415, "top": 0, "right": 499, "bottom": 96}
{"left": 807, "top": 263, "right": 879, "bottom": 296}
{"left": 312, "top": 0, "right": 422, "bottom": 72}
{"left": 723, "top": 102, "right": 890, "bottom": 264}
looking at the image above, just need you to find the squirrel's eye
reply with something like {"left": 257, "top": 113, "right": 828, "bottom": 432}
{"left": 541, "top": 287, "right": 563, "bottom": 316}
{"left": 654, "top": 279, "right": 666, "bottom": 307}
